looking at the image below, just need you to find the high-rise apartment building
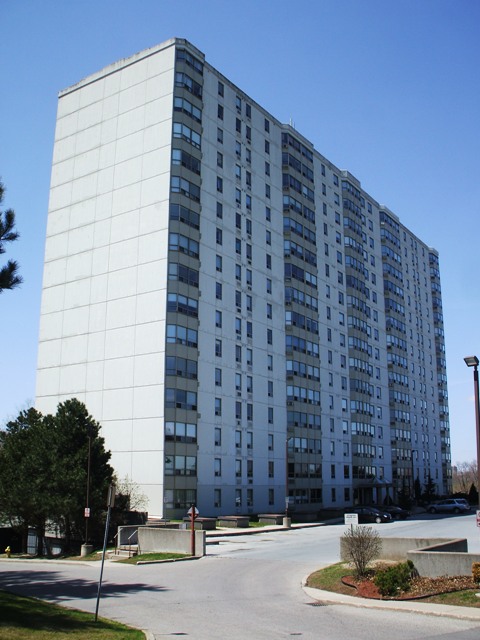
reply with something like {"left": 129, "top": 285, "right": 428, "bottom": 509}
{"left": 36, "top": 38, "right": 451, "bottom": 517}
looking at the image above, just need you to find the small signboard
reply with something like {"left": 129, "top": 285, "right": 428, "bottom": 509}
{"left": 476, "top": 510, "right": 480, "bottom": 528}
{"left": 187, "top": 506, "right": 199, "bottom": 518}
{"left": 344, "top": 513, "right": 358, "bottom": 526}
{"left": 84, "top": 507, "right": 91, "bottom": 518}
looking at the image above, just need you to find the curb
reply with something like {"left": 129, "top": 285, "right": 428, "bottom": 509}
{"left": 301, "top": 577, "right": 480, "bottom": 622}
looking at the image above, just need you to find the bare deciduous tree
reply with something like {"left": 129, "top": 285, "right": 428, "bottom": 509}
{"left": 341, "top": 526, "right": 382, "bottom": 578}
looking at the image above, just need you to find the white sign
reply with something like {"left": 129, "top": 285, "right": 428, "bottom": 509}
{"left": 476, "top": 510, "right": 480, "bottom": 528}
{"left": 187, "top": 506, "right": 199, "bottom": 517}
{"left": 84, "top": 507, "right": 91, "bottom": 518}
{"left": 344, "top": 513, "right": 358, "bottom": 526}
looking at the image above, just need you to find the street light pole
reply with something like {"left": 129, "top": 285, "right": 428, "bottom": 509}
{"left": 463, "top": 356, "right": 480, "bottom": 509}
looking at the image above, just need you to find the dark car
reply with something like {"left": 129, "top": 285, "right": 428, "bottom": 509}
{"left": 376, "top": 505, "right": 410, "bottom": 520}
{"left": 427, "top": 499, "right": 471, "bottom": 514}
{"left": 345, "top": 506, "right": 392, "bottom": 524}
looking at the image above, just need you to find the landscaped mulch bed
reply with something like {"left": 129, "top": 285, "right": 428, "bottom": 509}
{"left": 342, "top": 574, "right": 478, "bottom": 600}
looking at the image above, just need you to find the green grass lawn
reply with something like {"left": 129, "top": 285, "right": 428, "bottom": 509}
{"left": 0, "top": 590, "right": 145, "bottom": 639}
{"left": 121, "top": 551, "right": 189, "bottom": 564}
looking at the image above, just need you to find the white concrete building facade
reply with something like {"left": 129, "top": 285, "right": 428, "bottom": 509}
{"left": 36, "top": 38, "right": 451, "bottom": 517}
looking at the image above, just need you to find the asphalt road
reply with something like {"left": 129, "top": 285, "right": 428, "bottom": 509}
{"left": 1, "top": 513, "right": 480, "bottom": 639}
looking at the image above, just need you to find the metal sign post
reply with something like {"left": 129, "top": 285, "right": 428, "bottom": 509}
{"left": 95, "top": 484, "right": 116, "bottom": 622}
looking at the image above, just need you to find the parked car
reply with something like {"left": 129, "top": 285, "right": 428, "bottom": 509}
{"left": 344, "top": 506, "right": 392, "bottom": 524}
{"left": 376, "top": 505, "right": 410, "bottom": 520}
{"left": 427, "top": 499, "right": 471, "bottom": 514}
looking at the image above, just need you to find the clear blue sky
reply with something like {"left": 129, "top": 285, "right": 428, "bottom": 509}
{"left": 1, "top": 0, "right": 479, "bottom": 465}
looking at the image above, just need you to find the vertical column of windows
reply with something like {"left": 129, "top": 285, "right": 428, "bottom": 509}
{"left": 164, "top": 46, "right": 205, "bottom": 516}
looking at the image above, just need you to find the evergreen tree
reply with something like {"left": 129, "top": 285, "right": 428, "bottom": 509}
{"left": 0, "top": 400, "right": 114, "bottom": 554}
{"left": 0, "top": 180, "right": 22, "bottom": 293}
{"left": 0, "top": 408, "right": 53, "bottom": 553}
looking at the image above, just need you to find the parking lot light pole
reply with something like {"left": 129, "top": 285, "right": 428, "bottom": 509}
{"left": 463, "top": 356, "right": 480, "bottom": 509}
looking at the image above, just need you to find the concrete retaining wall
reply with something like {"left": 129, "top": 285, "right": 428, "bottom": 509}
{"left": 138, "top": 526, "right": 206, "bottom": 557}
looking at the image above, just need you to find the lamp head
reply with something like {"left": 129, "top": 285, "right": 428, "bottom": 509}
{"left": 464, "top": 355, "right": 479, "bottom": 368}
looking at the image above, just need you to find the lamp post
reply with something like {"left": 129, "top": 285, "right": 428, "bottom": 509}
{"left": 284, "top": 437, "right": 293, "bottom": 528}
{"left": 463, "top": 356, "right": 480, "bottom": 509}
{"left": 81, "top": 424, "right": 94, "bottom": 557}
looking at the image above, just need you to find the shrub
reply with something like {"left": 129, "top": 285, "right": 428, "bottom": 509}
{"left": 472, "top": 562, "right": 480, "bottom": 584}
{"left": 341, "top": 526, "right": 382, "bottom": 578}
{"left": 374, "top": 560, "right": 416, "bottom": 597}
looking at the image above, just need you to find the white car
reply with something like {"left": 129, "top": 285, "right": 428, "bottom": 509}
{"left": 427, "top": 499, "right": 470, "bottom": 514}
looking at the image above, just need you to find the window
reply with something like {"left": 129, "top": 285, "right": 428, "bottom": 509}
{"left": 214, "top": 489, "right": 221, "bottom": 508}
{"left": 215, "top": 368, "right": 222, "bottom": 386}
{"left": 265, "top": 140, "right": 270, "bottom": 154}
{"left": 217, "top": 128, "right": 223, "bottom": 144}
{"left": 235, "top": 401, "right": 242, "bottom": 420}
{"left": 235, "top": 344, "right": 242, "bottom": 363}
{"left": 215, "top": 397, "right": 222, "bottom": 416}
{"left": 216, "top": 177, "right": 223, "bottom": 193}
{"left": 172, "top": 123, "right": 201, "bottom": 149}
{"left": 267, "top": 303, "right": 272, "bottom": 319}
{"left": 266, "top": 206, "right": 271, "bottom": 221}
{"left": 264, "top": 118, "right": 270, "bottom": 133}
{"left": 216, "top": 202, "right": 223, "bottom": 219}
{"left": 215, "top": 310, "right": 222, "bottom": 327}
{"left": 268, "top": 380, "right": 273, "bottom": 397}
{"left": 217, "top": 104, "right": 224, "bottom": 120}
{"left": 214, "top": 458, "right": 221, "bottom": 477}
{"left": 265, "top": 161, "right": 270, "bottom": 176}
{"left": 265, "top": 184, "right": 271, "bottom": 199}
{"left": 268, "top": 460, "right": 274, "bottom": 478}
{"left": 214, "top": 427, "right": 221, "bottom": 446}
{"left": 215, "top": 339, "right": 222, "bottom": 357}
{"left": 216, "top": 282, "right": 222, "bottom": 300}
{"left": 165, "top": 388, "right": 197, "bottom": 411}
{"left": 216, "top": 254, "right": 222, "bottom": 272}
{"left": 217, "top": 151, "right": 223, "bottom": 167}
{"left": 267, "top": 329, "right": 273, "bottom": 345}
{"left": 216, "top": 228, "right": 223, "bottom": 245}
{"left": 235, "top": 459, "right": 242, "bottom": 478}
{"left": 247, "top": 431, "right": 253, "bottom": 449}
{"left": 268, "top": 407, "right": 273, "bottom": 423}
{"left": 268, "top": 433, "right": 274, "bottom": 451}
{"left": 218, "top": 81, "right": 224, "bottom": 96}
{"left": 171, "top": 177, "right": 200, "bottom": 202}
{"left": 266, "top": 278, "right": 272, "bottom": 294}
{"left": 266, "top": 254, "right": 271, "bottom": 269}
